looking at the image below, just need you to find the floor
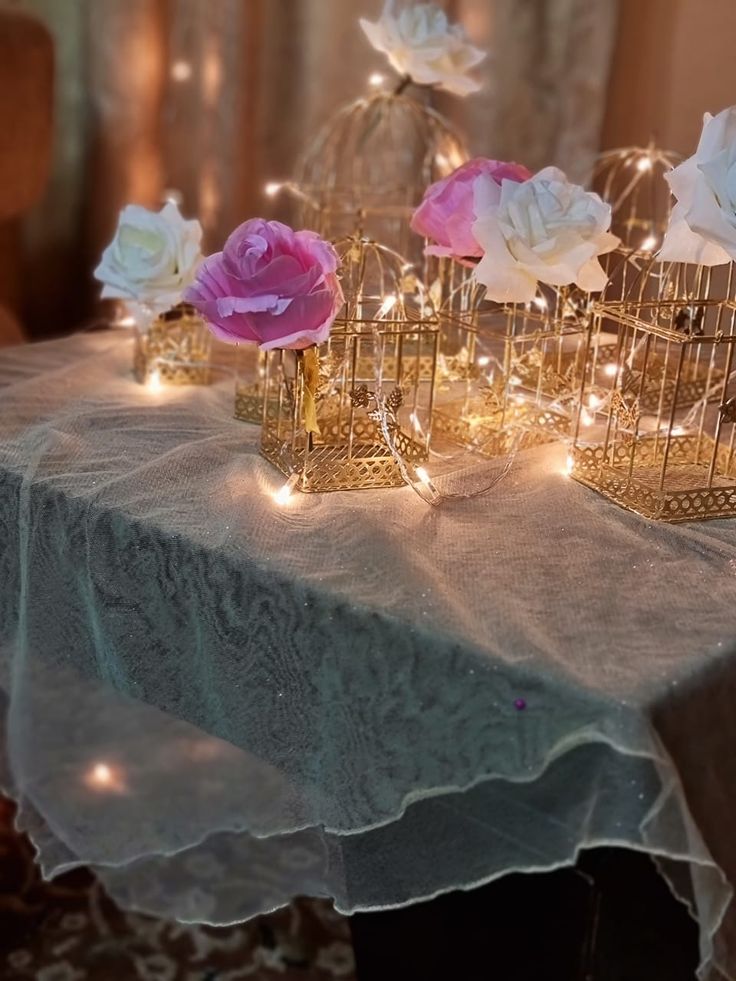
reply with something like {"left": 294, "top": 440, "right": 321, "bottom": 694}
{"left": 0, "top": 797, "right": 355, "bottom": 981}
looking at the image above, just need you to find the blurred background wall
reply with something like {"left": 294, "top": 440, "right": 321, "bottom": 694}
{"left": 602, "top": 0, "right": 736, "bottom": 153}
{"left": 2, "top": 0, "right": 736, "bottom": 340}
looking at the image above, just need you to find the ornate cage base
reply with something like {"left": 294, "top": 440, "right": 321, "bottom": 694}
{"left": 433, "top": 396, "right": 571, "bottom": 459}
{"left": 570, "top": 434, "right": 736, "bottom": 522}
{"left": 261, "top": 416, "right": 427, "bottom": 493}
{"left": 133, "top": 307, "right": 211, "bottom": 386}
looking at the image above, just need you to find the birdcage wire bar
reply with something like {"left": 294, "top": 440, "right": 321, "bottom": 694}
{"left": 422, "top": 254, "right": 486, "bottom": 371}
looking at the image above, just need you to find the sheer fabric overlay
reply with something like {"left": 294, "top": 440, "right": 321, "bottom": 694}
{"left": 1, "top": 332, "right": 736, "bottom": 979}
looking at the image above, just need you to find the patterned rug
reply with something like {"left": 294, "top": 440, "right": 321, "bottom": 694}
{"left": 0, "top": 796, "right": 356, "bottom": 981}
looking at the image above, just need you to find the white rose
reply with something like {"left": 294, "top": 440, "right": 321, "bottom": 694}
{"left": 471, "top": 166, "right": 619, "bottom": 303}
{"left": 360, "top": 2, "right": 485, "bottom": 97}
{"left": 94, "top": 201, "right": 203, "bottom": 307}
{"left": 659, "top": 106, "right": 736, "bottom": 265}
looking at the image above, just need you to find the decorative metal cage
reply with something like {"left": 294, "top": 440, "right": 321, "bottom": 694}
{"left": 592, "top": 144, "right": 682, "bottom": 256}
{"left": 287, "top": 91, "right": 468, "bottom": 262}
{"left": 259, "top": 237, "right": 440, "bottom": 493}
{"left": 132, "top": 303, "right": 211, "bottom": 385}
{"left": 432, "top": 285, "right": 612, "bottom": 458}
{"left": 570, "top": 259, "right": 736, "bottom": 521}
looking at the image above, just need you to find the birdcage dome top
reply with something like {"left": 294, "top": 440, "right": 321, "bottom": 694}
{"left": 592, "top": 144, "right": 683, "bottom": 253}
{"left": 294, "top": 92, "right": 468, "bottom": 216}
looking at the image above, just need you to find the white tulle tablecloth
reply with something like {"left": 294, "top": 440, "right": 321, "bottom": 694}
{"left": 2, "top": 331, "right": 736, "bottom": 979}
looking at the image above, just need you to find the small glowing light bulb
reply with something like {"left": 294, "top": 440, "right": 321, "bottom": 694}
{"left": 264, "top": 181, "right": 282, "bottom": 198}
{"left": 171, "top": 60, "right": 193, "bottom": 82}
{"left": 477, "top": 355, "right": 491, "bottom": 367}
{"left": 147, "top": 368, "right": 163, "bottom": 392}
{"left": 637, "top": 155, "right": 653, "bottom": 172}
{"left": 91, "top": 763, "right": 112, "bottom": 785}
{"left": 532, "top": 296, "right": 548, "bottom": 311}
{"left": 376, "top": 294, "right": 397, "bottom": 319}
{"left": 273, "top": 471, "right": 300, "bottom": 505}
{"left": 448, "top": 147, "right": 466, "bottom": 170}
{"left": 565, "top": 453, "right": 574, "bottom": 476}
{"left": 118, "top": 315, "right": 136, "bottom": 328}
{"left": 84, "top": 761, "right": 125, "bottom": 793}
{"left": 581, "top": 408, "right": 594, "bottom": 427}
{"left": 640, "top": 234, "right": 657, "bottom": 252}
{"left": 414, "top": 466, "right": 441, "bottom": 504}
{"left": 368, "top": 72, "right": 385, "bottom": 87}
{"left": 163, "top": 187, "right": 183, "bottom": 207}
{"left": 603, "top": 363, "right": 618, "bottom": 377}
{"left": 273, "top": 484, "right": 293, "bottom": 506}
{"left": 588, "top": 393, "right": 601, "bottom": 410}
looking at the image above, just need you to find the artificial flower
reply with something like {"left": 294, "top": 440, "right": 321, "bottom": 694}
{"left": 94, "top": 202, "right": 203, "bottom": 307}
{"left": 183, "top": 219, "right": 343, "bottom": 351}
{"left": 360, "top": 2, "right": 485, "bottom": 97}
{"left": 472, "top": 166, "right": 619, "bottom": 303}
{"left": 660, "top": 106, "right": 736, "bottom": 265}
{"left": 411, "top": 157, "right": 532, "bottom": 260}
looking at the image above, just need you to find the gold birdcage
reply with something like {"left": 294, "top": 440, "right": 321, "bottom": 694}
{"left": 259, "top": 237, "right": 439, "bottom": 493}
{"left": 431, "top": 285, "right": 615, "bottom": 458}
{"left": 283, "top": 90, "right": 468, "bottom": 261}
{"left": 592, "top": 144, "right": 682, "bottom": 255}
{"left": 570, "top": 259, "right": 736, "bottom": 521}
{"left": 132, "top": 303, "right": 211, "bottom": 385}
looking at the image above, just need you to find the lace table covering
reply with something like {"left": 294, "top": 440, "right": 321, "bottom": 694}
{"left": 1, "top": 331, "right": 736, "bottom": 979}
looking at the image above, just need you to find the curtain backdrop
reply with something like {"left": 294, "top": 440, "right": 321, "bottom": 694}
{"left": 6, "top": 0, "right": 618, "bottom": 337}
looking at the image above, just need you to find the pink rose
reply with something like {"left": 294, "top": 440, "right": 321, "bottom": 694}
{"left": 183, "top": 219, "right": 344, "bottom": 350}
{"left": 411, "top": 158, "right": 532, "bottom": 260}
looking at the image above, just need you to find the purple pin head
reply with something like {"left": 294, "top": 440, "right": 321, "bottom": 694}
{"left": 514, "top": 698, "right": 527, "bottom": 711}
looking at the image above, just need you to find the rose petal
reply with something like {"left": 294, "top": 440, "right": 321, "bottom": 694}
{"left": 200, "top": 305, "right": 260, "bottom": 344}
{"left": 659, "top": 206, "right": 731, "bottom": 265}
{"left": 253, "top": 290, "right": 336, "bottom": 349}
{"left": 215, "top": 294, "right": 292, "bottom": 318}
{"left": 473, "top": 251, "right": 538, "bottom": 302}
{"left": 574, "top": 257, "right": 608, "bottom": 293}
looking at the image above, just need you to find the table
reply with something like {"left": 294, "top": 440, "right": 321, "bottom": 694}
{"left": 1, "top": 331, "right": 736, "bottom": 979}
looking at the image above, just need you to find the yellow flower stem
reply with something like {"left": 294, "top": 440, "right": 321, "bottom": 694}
{"left": 299, "top": 346, "right": 321, "bottom": 437}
